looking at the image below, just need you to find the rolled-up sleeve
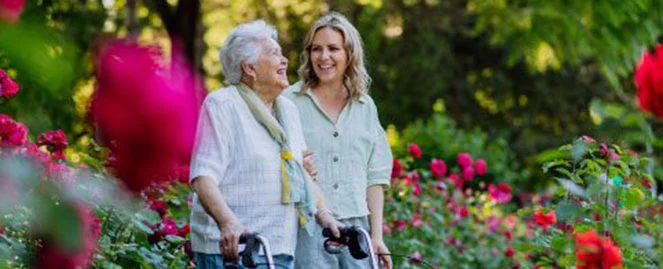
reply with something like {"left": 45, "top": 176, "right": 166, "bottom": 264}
{"left": 366, "top": 106, "right": 392, "bottom": 188}
{"left": 189, "top": 97, "right": 231, "bottom": 185}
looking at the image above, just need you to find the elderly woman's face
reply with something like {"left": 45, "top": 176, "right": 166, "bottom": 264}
{"left": 310, "top": 27, "right": 347, "bottom": 85}
{"left": 253, "top": 38, "right": 289, "bottom": 90}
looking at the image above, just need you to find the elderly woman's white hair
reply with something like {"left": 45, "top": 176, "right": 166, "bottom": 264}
{"left": 219, "top": 20, "right": 278, "bottom": 85}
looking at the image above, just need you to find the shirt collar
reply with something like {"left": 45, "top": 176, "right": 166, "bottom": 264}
{"left": 295, "top": 82, "right": 367, "bottom": 104}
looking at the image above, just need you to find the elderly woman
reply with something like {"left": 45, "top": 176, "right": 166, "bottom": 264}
{"left": 284, "top": 12, "right": 393, "bottom": 269}
{"left": 189, "top": 20, "right": 339, "bottom": 269}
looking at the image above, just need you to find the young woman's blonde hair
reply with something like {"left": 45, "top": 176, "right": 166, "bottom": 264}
{"left": 298, "top": 12, "right": 371, "bottom": 100}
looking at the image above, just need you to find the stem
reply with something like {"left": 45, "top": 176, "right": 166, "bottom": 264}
{"left": 642, "top": 116, "right": 658, "bottom": 197}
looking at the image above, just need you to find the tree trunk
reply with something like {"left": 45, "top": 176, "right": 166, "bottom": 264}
{"left": 151, "top": 0, "right": 204, "bottom": 76}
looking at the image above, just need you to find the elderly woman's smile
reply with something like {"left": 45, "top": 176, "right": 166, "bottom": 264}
{"left": 253, "top": 38, "right": 290, "bottom": 92}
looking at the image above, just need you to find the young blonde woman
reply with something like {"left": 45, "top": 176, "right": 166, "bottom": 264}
{"left": 284, "top": 12, "right": 393, "bottom": 269}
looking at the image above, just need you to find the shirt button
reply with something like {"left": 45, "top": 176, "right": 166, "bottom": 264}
{"left": 333, "top": 156, "right": 339, "bottom": 162}
{"left": 333, "top": 131, "right": 339, "bottom": 137}
{"left": 333, "top": 183, "right": 339, "bottom": 189}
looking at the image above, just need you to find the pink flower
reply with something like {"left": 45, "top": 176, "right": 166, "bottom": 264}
{"left": 37, "top": 130, "right": 68, "bottom": 160}
{"left": 581, "top": 135, "right": 596, "bottom": 143}
{"left": 430, "top": 159, "right": 447, "bottom": 178}
{"left": 448, "top": 172, "right": 463, "bottom": 189}
{"left": 411, "top": 215, "right": 423, "bottom": 228}
{"left": 35, "top": 204, "right": 100, "bottom": 269}
{"left": 487, "top": 216, "right": 502, "bottom": 233}
{"left": 457, "top": 152, "right": 473, "bottom": 168}
{"left": 148, "top": 218, "right": 179, "bottom": 244}
{"left": 505, "top": 246, "right": 515, "bottom": 258}
{"left": 178, "top": 224, "right": 190, "bottom": 238}
{"left": 0, "top": 0, "right": 25, "bottom": 23}
{"left": 90, "top": 40, "right": 204, "bottom": 193}
{"left": 600, "top": 144, "right": 610, "bottom": 156}
{"left": 488, "top": 183, "right": 512, "bottom": 204}
{"left": 461, "top": 166, "right": 475, "bottom": 181}
{"left": 149, "top": 200, "right": 168, "bottom": 218}
{"left": 394, "top": 220, "right": 407, "bottom": 231}
{"left": 0, "top": 68, "right": 19, "bottom": 99}
{"left": 0, "top": 114, "right": 27, "bottom": 146}
{"left": 382, "top": 224, "right": 391, "bottom": 235}
{"left": 608, "top": 152, "right": 620, "bottom": 163}
{"left": 413, "top": 182, "right": 422, "bottom": 196}
{"left": 457, "top": 207, "right": 469, "bottom": 219}
{"left": 410, "top": 170, "right": 420, "bottom": 181}
{"left": 409, "top": 251, "right": 423, "bottom": 264}
{"left": 408, "top": 143, "right": 422, "bottom": 158}
{"left": 635, "top": 44, "right": 663, "bottom": 119}
{"left": 391, "top": 158, "right": 403, "bottom": 178}
{"left": 474, "top": 159, "right": 487, "bottom": 176}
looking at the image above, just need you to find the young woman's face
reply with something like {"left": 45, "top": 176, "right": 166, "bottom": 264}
{"left": 310, "top": 27, "right": 348, "bottom": 85}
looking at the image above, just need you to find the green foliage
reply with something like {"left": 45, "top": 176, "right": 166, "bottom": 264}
{"left": 522, "top": 138, "right": 663, "bottom": 268}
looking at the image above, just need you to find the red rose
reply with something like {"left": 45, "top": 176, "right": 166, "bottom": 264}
{"left": 430, "top": 159, "right": 447, "bottom": 178}
{"left": 575, "top": 230, "right": 622, "bottom": 269}
{"left": 505, "top": 246, "right": 515, "bottom": 258}
{"left": 391, "top": 158, "right": 403, "bottom": 178}
{"left": 474, "top": 159, "right": 487, "bottom": 176}
{"left": 634, "top": 44, "right": 663, "bottom": 119}
{"left": 488, "top": 183, "right": 512, "bottom": 204}
{"left": 457, "top": 152, "right": 473, "bottom": 168}
{"left": 37, "top": 130, "right": 68, "bottom": 160}
{"left": 533, "top": 210, "right": 556, "bottom": 228}
{"left": 461, "top": 166, "right": 475, "bottom": 181}
{"left": 408, "top": 143, "right": 422, "bottom": 158}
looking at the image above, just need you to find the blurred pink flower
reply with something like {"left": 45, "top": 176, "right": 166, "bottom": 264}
{"left": 149, "top": 199, "right": 168, "bottom": 218}
{"left": 0, "top": 68, "right": 19, "bottom": 99}
{"left": 457, "top": 207, "right": 469, "bottom": 219}
{"left": 430, "top": 159, "right": 447, "bottom": 178}
{"left": 411, "top": 215, "right": 423, "bottom": 228}
{"left": 448, "top": 172, "right": 463, "bottom": 189}
{"left": 394, "top": 220, "right": 407, "bottom": 231}
{"left": 486, "top": 216, "right": 502, "bottom": 233}
{"left": 457, "top": 152, "right": 473, "bottom": 168}
{"left": 409, "top": 251, "right": 423, "bottom": 264}
{"left": 0, "top": 0, "right": 24, "bottom": 23}
{"left": 90, "top": 40, "right": 204, "bottom": 193}
{"left": 488, "top": 183, "right": 512, "bottom": 204}
{"left": 413, "top": 182, "right": 422, "bottom": 196}
{"left": 580, "top": 135, "right": 595, "bottom": 143}
{"left": 461, "top": 166, "right": 475, "bottom": 181}
{"left": 474, "top": 159, "right": 487, "bottom": 176}
{"left": 599, "top": 144, "right": 610, "bottom": 156}
{"left": 37, "top": 130, "right": 68, "bottom": 160}
{"left": 408, "top": 143, "right": 422, "bottom": 158}
{"left": 35, "top": 204, "right": 100, "bottom": 269}
{"left": 148, "top": 218, "right": 179, "bottom": 244}
{"left": 505, "top": 246, "right": 515, "bottom": 258}
{"left": 382, "top": 224, "right": 391, "bottom": 235}
{"left": 0, "top": 114, "right": 27, "bottom": 146}
{"left": 391, "top": 158, "right": 403, "bottom": 178}
{"left": 410, "top": 170, "right": 420, "bottom": 181}
{"left": 178, "top": 224, "right": 190, "bottom": 238}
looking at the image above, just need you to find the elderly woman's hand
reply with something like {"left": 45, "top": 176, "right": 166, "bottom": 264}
{"left": 218, "top": 219, "right": 248, "bottom": 263}
{"left": 303, "top": 150, "right": 319, "bottom": 181}
{"left": 315, "top": 209, "right": 344, "bottom": 238}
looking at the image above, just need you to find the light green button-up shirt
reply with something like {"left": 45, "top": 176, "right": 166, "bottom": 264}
{"left": 283, "top": 82, "right": 393, "bottom": 219}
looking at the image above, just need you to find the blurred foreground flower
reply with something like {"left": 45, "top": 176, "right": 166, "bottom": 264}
{"left": 634, "top": 44, "right": 663, "bottom": 119}
{"left": 0, "top": 0, "right": 25, "bottom": 23}
{"left": 488, "top": 183, "right": 512, "bottom": 204}
{"left": 575, "top": 230, "right": 622, "bottom": 269}
{"left": 90, "top": 40, "right": 204, "bottom": 193}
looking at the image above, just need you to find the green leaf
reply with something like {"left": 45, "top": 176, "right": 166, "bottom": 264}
{"left": 624, "top": 188, "right": 645, "bottom": 210}
{"left": 164, "top": 235, "right": 185, "bottom": 244}
{"left": 555, "top": 200, "right": 580, "bottom": 222}
{"left": 551, "top": 235, "right": 571, "bottom": 252}
{"left": 571, "top": 140, "right": 588, "bottom": 162}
